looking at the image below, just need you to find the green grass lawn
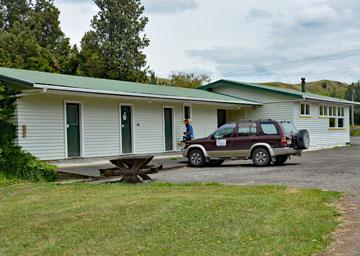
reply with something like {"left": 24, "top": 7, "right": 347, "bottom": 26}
{"left": 0, "top": 183, "right": 341, "bottom": 256}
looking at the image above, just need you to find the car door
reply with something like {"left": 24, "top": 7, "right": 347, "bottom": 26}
{"left": 232, "top": 122, "right": 258, "bottom": 157}
{"left": 206, "top": 124, "right": 237, "bottom": 158}
{"left": 258, "top": 122, "right": 282, "bottom": 148}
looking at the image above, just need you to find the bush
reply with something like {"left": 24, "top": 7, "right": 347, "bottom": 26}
{"left": 0, "top": 85, "right": 57, "bottom": 182}
{"left": 351, "top": 129, "right": 360, "bottom": 137}
{"left": 0, "top": 146, "right": 57, "bottom": 182}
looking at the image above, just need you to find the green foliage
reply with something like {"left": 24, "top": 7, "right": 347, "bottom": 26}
{"left": 0, "top": 0, "right": 72, "bottom": 73}
{"left": 164, "top": 72, "right": 211, "bottom": 88}
{"left": 0, "top": 85, "right": 57, "bottom": 182}
{"left": 80, "top": 0, "right": 150, "bottom": 82}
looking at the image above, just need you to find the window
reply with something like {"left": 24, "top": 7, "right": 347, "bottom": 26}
{"left": 279, "top": 121, "right": 297, "bottom": 136}
{"left": 329, "top": 118, "right": 336, "bottom": 128}
{"left": 260, "top": 123, "right": 279, "bottom": 135}
{"left": 301, "top": 103, "right": 310, "bottom": 116}
{"left": 213, "top": 124, "right": 235, "bottom": 139}
{"left": 319, "top": 105, "right": 328, "bottom": 116}
{"left": 328, "top": 106, "right": 345, "bottom": 129}
{"left": 184, "top": 105, "right": 191, "bottom": 120}
{"left": 237, "top": 123, "right": 257, "bottom": 137}
{"left": 337, "top": 107, "right": 345, "bottom": 128}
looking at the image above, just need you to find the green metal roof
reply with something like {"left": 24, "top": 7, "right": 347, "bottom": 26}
{"left": 203, "top": 79, "right": 360, "bottom": 105}
{"left": 0, "top": 68, "right": 260, "bottom": 105}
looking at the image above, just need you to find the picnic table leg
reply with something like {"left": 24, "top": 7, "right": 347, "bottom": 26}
{"left": 121, "top": 174, "right": 142, "bottom": 184}
{"left": 139, "top": 174, "right": 152, "bottom": 181}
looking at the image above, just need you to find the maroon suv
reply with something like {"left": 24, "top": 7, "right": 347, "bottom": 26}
{"left": 182, "top": 119, "right": 309, "bottom": 167}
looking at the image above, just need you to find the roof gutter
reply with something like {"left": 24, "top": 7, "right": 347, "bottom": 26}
{"left": 33, "top": 84, "right": 262, "bottom": 106}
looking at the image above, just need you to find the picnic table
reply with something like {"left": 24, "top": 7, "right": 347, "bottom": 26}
{"left": 99, "top": 155, "right": 163, "bottom": 183}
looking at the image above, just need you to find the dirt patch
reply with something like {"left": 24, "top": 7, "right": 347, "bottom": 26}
{"left": 322, "top": 196, "right": 360, "bottom": 256}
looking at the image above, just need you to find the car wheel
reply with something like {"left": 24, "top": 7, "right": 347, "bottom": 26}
{"left": 188, "top": 149, "right": 205, "bottom": 167}
{"left": 273, "top": 155, "right": 288, "bottom": 166}
{"left": 208, "top": 160, "right": 224, "bottom": 167}
{"left": 252, "top": 148, "right": 271, "bottom": 167}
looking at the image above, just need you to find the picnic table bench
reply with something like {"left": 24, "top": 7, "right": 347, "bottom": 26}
{"left": 99, "top": 155, "right": 163, "bottom": 183}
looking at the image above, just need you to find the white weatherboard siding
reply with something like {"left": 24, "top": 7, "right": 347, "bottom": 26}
{"left": 191, "top": 104, "right": 218, "bottom": 138}
{"left": 214, "top": 86, "right": 294, "bottom": 102}
{"left": 15, "top": 93, "right": 223, "bottom": 160}
{"left": 293, "top": 102, "right": 350, "bottom": 150}
{"left": 214, "top": 87, "right": 296, "bottom": 121}
{"left": 16, "top": 94, "right": 66, "bottom": 160}
{"left": 246, "top": 102, "right": 295, "bottom": 121}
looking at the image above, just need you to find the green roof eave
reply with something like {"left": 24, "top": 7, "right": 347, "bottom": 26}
{"left": 0, "top": 73, "right": 34, "bottom": 90}
{"left": 203, "top": 79, "right": 360, "bottom": 105}
{"left": 202, "top": 79, "right": 304, "bottom": 99}
{"left": 0, "top": 67, "right": 260, "bottom": 106}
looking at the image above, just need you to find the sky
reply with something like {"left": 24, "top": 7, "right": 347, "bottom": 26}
{"left": 55, "top": 0, "right": 360, "bottom": 83}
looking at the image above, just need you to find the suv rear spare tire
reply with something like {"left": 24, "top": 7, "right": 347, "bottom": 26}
{"left": 252, "top": 147, "right": 271, "bottom": 167}
{"left": 296, "top": 129, "right": 310, "bottom": 149}
{"left": 188, "top": 149, "right": 205, "bottom": 167}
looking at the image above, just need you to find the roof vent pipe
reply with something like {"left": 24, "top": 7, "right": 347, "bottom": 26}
{"left": 301, "top": 78, "right": 306, "bottom": 93}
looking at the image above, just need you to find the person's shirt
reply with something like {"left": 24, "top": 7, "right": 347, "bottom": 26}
{"left": 186, "top": 124, "right": 194, "bottom": 139}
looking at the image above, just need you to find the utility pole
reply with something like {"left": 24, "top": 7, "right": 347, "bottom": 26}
{"left": 352, "top": 81, "right": 357, "bottom": 126}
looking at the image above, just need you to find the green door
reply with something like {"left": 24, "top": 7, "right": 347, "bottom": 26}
{"left": 164, "top": 108, "right": 173, "bottom": 151}
{"left": 121, "top": 106, "right": 133, "bottom": 154}
{"left": 66, "top": 103, "right": 81, "bottom": 157}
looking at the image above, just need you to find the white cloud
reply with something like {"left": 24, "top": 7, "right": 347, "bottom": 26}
{"left": 55, "top": 0, "right": 360, "bottom": 83}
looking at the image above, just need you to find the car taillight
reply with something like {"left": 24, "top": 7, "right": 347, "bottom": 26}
{"left": 281, "top": 136, "right": 287, "bottom": 147}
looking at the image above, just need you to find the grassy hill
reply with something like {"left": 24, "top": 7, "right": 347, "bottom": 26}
{"left": 260, "top": 80, "right": 349, "bottom": 99}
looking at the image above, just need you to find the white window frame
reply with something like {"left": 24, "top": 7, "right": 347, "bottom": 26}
{"left": 183, "top": 103, "right": 192, "bottom": 121}
{"left": 328, "top": 105, "right": 345, "bottom": 129}
{"left": 300, "top": 103, "right": 311, "bottom": 116}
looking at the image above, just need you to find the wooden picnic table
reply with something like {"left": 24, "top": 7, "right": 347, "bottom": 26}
{"left": 99, "top": 155, "right": 163, "bottom": 183}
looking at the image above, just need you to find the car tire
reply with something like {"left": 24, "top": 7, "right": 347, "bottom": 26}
{"left": 188, "top": 149, "right": 205, "bottom": 167}
{"left": 252, "top": 147, "right": 271, "bottom": 167}
{"left": 208, "top": 160, "right": 224, "bottom": 167}
{"left": 296, "top": 129, "right": 310, "bottom": 149}
{"left": 273, "top": 155, "right": 288, "bottom": 165}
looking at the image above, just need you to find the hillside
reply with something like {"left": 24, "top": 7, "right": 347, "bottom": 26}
{"left": 260, "top": 80, "right": 349, "bottom": 99}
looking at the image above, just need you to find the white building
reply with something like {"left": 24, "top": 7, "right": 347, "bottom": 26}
{"left": 0, "top": 68, "right": 358, "bottom": 160}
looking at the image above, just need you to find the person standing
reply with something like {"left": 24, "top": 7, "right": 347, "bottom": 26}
{"left": 183, "top": 119, "right": 194, "bottom": 141}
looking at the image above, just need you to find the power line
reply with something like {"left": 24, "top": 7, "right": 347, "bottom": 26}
{"left": 222, "top": 47, "right": 360, "bottom": 77}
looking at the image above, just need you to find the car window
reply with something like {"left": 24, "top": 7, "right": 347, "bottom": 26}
{"left": 213, "top": 125, "right": 235, "bottom": 139}
{"left": 260, "top": 123, "right": 279, "bottom": 135}
{"left": 279, "top": 122, "right": 297, "bottom": 136}
{"left": 237, "top": 123, "right": 257, "bottom": 137}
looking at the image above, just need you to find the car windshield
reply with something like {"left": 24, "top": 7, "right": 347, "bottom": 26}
{"left": 213, "top": 124, "right": 236, "bottom": 139}
{"left": 279, "top": 122, "right": 297, "bottom": 136}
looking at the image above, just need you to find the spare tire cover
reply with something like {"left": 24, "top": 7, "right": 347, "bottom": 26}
{"left": 296, "top": 129, "right": 310, "bottom": 149}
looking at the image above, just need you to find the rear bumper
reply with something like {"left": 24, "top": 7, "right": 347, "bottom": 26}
{"left": 271, "top": 147, "right": 302, "bottom": 156}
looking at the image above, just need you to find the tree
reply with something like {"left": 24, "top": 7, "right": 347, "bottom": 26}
{"left": 27, "top": 0, "right": 71, "bottom": 72}
{"left": 0, "top": 0, "right": 30, "bottom": 31}
{"left": 347, "top": 83, "right": 360, "bottom": 125}
{"left": 80, "top": 0, "right": 150, "bottom": 82}
{"left": 168, "top": 72, "right": 211, "bottom": 88}
{"left": 0, "top": 0, "right": 73, "bottom": 73}
{"left": 0, "top": 22, "right": 54, "bottom": 72}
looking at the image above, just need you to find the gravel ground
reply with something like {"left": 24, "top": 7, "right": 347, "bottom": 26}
{"left": 153, "top": 137, "right": 360, "bottom": 255}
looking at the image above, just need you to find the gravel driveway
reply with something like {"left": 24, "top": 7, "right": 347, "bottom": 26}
{"left": 153, "top": 137, "right": 360, "bottom": 255}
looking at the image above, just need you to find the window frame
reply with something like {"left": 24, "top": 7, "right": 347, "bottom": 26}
{"left": 183, "top": 104, "right": 192, "bottom": 120}
{"left": 300, "top": 103, "right": 311, "bottom": 116}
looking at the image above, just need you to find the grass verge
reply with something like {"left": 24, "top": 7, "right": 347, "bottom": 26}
{"left": 0, "top": 183, "right": 341, "bottom": 255}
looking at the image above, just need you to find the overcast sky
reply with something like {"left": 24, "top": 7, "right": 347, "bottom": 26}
{"left": 55, "top": 0, "right": 360, "bottom": 83}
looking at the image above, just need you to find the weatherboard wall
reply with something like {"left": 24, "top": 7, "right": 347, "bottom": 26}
{"left": 293, "top": 102, "right": 350, "bottom": 149}
{"left": 15, "top": 93, "right": 221, "bottom": 160}
{"left": 213, "top": 85, "right": 351, "bottom": 150}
